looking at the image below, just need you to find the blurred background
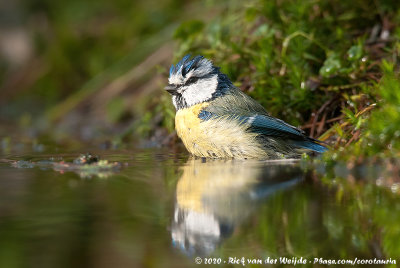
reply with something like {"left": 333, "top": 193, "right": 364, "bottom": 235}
{"left": 1, "top": 1, "right": 400, "bottom": 268}
{"left": 1, "top": 0, "right": 400, "bottom": 156}
{"left": 0, "top": 0, "right": 203, "bottom": 148}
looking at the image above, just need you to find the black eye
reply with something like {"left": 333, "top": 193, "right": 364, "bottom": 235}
{"left": 186, "top": 77, "right": 199, "bottom": 85}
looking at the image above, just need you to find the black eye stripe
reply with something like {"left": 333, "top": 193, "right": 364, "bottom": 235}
{"left": 183, "top": 72, "right": 218, "bottom": 86}
{"left": 185, "top": 77, "right": 199, "bottom": 85}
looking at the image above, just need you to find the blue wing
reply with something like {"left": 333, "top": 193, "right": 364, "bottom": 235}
{"left": 198, "top": 110, "right": 327, "bottom": 153}
{"left": 198, "top": 110, "right": 303, "bottom": 137}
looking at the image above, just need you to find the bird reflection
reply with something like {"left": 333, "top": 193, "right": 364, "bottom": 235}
{"left": 171, "top": 158, "right": 305, "bottom": 256}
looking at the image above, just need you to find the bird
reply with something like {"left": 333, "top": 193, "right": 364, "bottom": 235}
{"left": 165, "top": 54, "right": 327, "bottom": 159}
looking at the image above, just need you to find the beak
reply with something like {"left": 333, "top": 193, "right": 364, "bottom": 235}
{"left": 165, "top": 84, "right": 178, "bottom": 95}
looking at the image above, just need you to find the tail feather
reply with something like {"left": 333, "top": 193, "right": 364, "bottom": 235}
{"left": 292, "top": 139, "right": 327, "bottom": 153}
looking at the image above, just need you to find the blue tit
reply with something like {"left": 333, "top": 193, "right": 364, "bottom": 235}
{"left": 165, "top": 55, "right": 327, "bottom": 159}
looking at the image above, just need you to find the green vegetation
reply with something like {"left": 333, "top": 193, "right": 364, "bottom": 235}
{"left": 1, "top": 0, "right": 400, "bottom": 158}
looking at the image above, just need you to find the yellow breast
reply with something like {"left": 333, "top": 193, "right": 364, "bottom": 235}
{"left": 175, "top": 103, "right": 267, "bottom": 159}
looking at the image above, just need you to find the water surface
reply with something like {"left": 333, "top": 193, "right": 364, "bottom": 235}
{"left": 0, "top": 147, "right": 399, "bottom": 267}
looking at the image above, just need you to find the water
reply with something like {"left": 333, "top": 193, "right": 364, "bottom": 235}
{"left": 0, "top": 147, "right": 399, "bottom": 267}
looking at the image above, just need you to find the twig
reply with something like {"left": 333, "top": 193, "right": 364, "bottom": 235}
{"left": 345, "top": 130, "right": 361, "bottom": 147}
{"left": 316, "top": 111, "right": 327, "bottom": 136}
{"left": 310, "top": 98, "right": 334, "bottom": 138}
{"left": 302, "top": 115, "right": 343, "bottom": 129}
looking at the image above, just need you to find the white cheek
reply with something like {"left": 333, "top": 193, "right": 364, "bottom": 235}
{"left": 172, "top": 96, "right": 178, "bottom": 109}
{"left": 182, "top": 75, "right": 218, "bottom": 106}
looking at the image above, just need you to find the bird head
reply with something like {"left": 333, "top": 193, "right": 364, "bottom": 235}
{"left": 165, "top": 55, "right": 231, "bottom": 110}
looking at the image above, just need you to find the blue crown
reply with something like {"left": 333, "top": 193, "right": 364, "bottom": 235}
{"left": 169, "top": 54, "right": 204, "bottom": 77}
